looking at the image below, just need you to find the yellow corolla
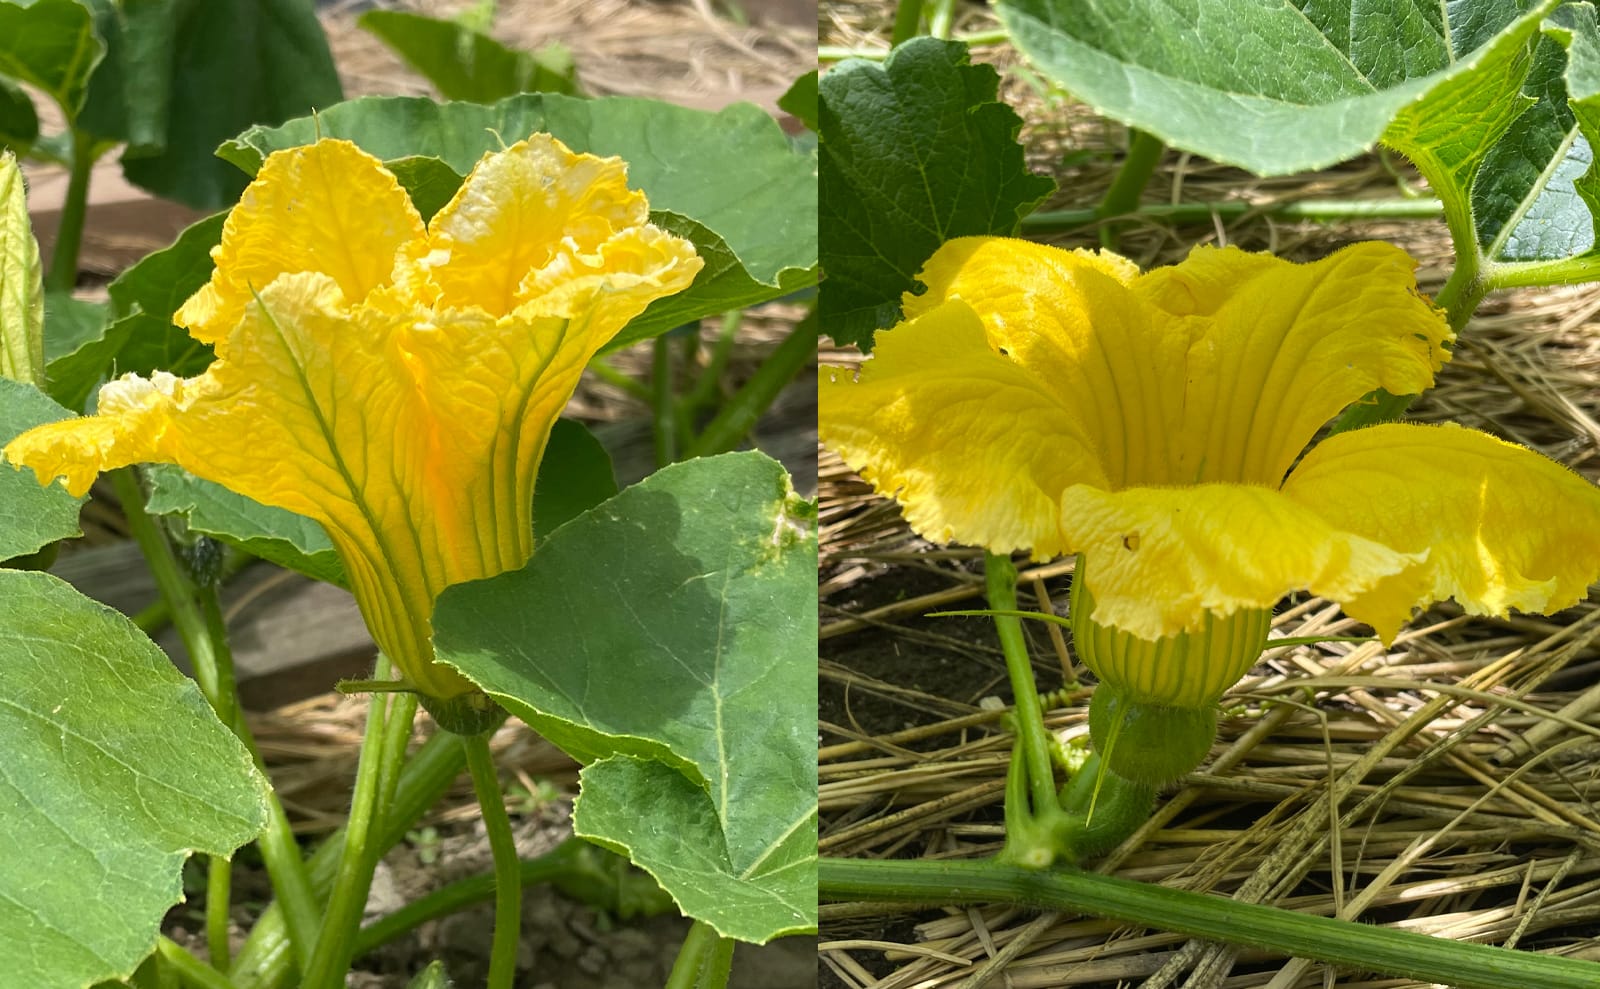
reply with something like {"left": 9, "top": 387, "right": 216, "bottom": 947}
{"left": 6, "top": 136, "right": 702, "bottom": 703}
{"left": 821, "top": 237, "right": 1600, "bottom": 715}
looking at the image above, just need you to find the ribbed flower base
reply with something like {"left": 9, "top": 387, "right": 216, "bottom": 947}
{"left": 1070, "top": 557, "right": 1272, "bottom": 710}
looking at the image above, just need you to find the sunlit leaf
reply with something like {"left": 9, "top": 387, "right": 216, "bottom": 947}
{"left": 434, "top": 453, "right": 818, "bottom": 942}
{"left": 0, "top": 570, "right": 268, "bottom": 988}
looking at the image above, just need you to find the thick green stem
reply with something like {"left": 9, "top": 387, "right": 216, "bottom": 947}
{"left": 685, "top": 309, "right": 816, "bottom": 459}
{"left": 1021, "top": 196, "right": 1445, "bottom": 233}
{"left": 926, "top": 0, "right": 957, "bottom": 39}
{"left": 299, "top": 667, "right": 399, "bottom": 989}
{"left": 157, "top": 938, "right": 240, "bottom": 989}
{"left": 206, "top": 856, "right": 232, "bottom": 971}
{"left": 820, "top": 858, "right": 1600, "bottom": 989}
{"left": 664, "top": 920, "right": 734, "bottom": 989}
{"left": 682, "top": 310, "right": 742, "bottom": 415}
{"left": 1484, "top": 253, "right": 1600, "bottom": 290}
{"left": 462, "top": 731, "right": 522, "bottom": 989}
{"left": 983, "top": 553, "right": 1057, "bottom": 817}
{"left": 587, "top": 356, "right": 653, "bottom": 403}
{"left": 1095, "top": 129, "right": 1165, "bottom": 249}
{"left": 355, "top": 838, "right": 582, "bottom": 955}
{"left": 652, "top": 336, "right": 677, "bottom": 467}
{"left": 889, "top": 0, "right": 923, "bottom": 45}
{"left": 45, "top": 131, "right": 96, "bottom": 293}
{"left": 229, "top": 716, "right": 499, "bottom": 989}
{"left": 113, "top": 469, "right": 319, "bottom": 971}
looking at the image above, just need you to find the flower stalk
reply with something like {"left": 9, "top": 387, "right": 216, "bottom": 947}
{"left": 664, "top": 920, "right": 734, "bottom": 989}
{"left": 461, "top": 731, "right": 522, "bottom": 989}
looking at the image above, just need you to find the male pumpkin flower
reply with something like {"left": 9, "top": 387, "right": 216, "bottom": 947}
{"left": 6, "top": 136, "right": 702, "bottom": 711}
{"left": 822, "top": 237, "right": 1600, "bottom": 778}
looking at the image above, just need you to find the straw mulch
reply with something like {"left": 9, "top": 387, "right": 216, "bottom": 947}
{"left": 819, "top": 4, "right": 1600, "bottom": 988}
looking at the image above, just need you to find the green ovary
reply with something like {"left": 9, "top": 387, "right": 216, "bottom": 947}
{"left": 1070, "top": 557, "right": 1272, "bottom": 783}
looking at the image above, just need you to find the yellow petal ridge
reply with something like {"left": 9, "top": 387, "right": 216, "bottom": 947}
{"left": 1140, "top": 242, "right": 1450, "bottom": 485}
{"left": 900, "top": 236, "right": 1183, "bottom": 486}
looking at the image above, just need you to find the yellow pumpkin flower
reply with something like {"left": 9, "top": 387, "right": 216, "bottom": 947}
{"left": 5, "top": 136, "right": 702, "bottom": 703}
{"left": 821, "top": 237, "right": 1600, "bottom": 716}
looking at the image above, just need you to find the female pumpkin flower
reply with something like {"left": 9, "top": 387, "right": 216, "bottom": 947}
{"left": 821, "top": 237, "right": 1600, "bottom": 780}
{"left": 5, "top": 136, "right": 702, "bottom": 714}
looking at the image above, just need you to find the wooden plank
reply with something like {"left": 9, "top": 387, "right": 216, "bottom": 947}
{"left": 51, "top": 543, "right": 376, "bottom": 711}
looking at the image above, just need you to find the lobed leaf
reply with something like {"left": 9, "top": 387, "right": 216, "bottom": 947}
{"left": 818, "top": 38, "right": 1054, "bottom": 350}
{"left": 0, "top": 570, "right": 268, "bottom": 988}
{"left": 433, "top": 453, "right": 818, "bottom": 942}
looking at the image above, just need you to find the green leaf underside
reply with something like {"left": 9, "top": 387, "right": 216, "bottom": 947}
{"left": 143, "top": 463, "right": 346, "bottom": 587}
{"left": 1477, "top": 4, "right": 1600, "bottom": 262}
{"left": 219, "top": 93, "right": 818, "bottom": 343}
{"left": 818, "top": 37, "right": 1055, "bottom": 351}
{"left": 576, "top": 757, "right": 817, "bottom": 943}
{"left": 359, "top": 9, "right": 581, "bottom": 103}
{"left": 0, "top": 0, "right": 103, "bottom": 122}
{"left": 0, "top": 77, "right": 39, "bottom": 153}
{"left": 0, "top": 378, "right": 84, "bottom": 559}
{"left": 995, "top": 0, "right": 1600, "bottom": 267}
{"left": 995, "top": 0, "right": 1551, "bottom": 176}
{"left": 433, "top": 452, "right": 818, "bottom": 942}
{"left": 0, "top": 569, "right": 267, "bottom": 988}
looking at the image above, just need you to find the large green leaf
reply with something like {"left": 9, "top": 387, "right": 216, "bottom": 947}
{"left": 75, "top": 0, "right": 343, "bottom": 209}
{"left": 0, "top": 378, "right": 83, "bottom": 560}
{"left": 818, "top": 38, "right": 1054, "bottom": 350}
{"left": 359, "top": 9, "right": 582, "bottom": 102}
{"left": 0, "top": 0, "right": 103, "bottom": 122}
{"left": 432, "top": 453, "right": 818, "bottom": 942}
{"left": 994, "top": 0, "right": 1600, "bottom": 268}
{"left": 996, "top": 0, "right": 1553, "bottom": 176}
{"left": 0, "top": 569, "right": 268, "bottom": 988}
{"left": 219, "top": 93, "right": 818, "bottom": 346}
{"left": 779, "top": 69, "right": 818, "bottom": 131}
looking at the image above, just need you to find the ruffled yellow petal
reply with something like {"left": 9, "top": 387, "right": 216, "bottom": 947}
{"left": 3, "top": 372, "right": 182, "bottom": 496}
{"left": 820, "top": 299, "right": 1107, "bottom": 557}
{"left": 1282, "top": 422, "right": 1600, "bottom": 641}
{"left": 421, "top": 135, "right": 652, "bottom": 317}
{"left": 1137, "top": 242, "right": 1449, "bottom": 485}
{"left": 176, "top": 139, "right": 425, "bottom": 344}
{"left": 903, "top": 237, "right": 1183, "bottom": 486}
{"left": 8, "top": 139, "right": 701, "bottom": 700}
{"left": 1060, "top": 482, "right": 1421, "bottom": 639}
